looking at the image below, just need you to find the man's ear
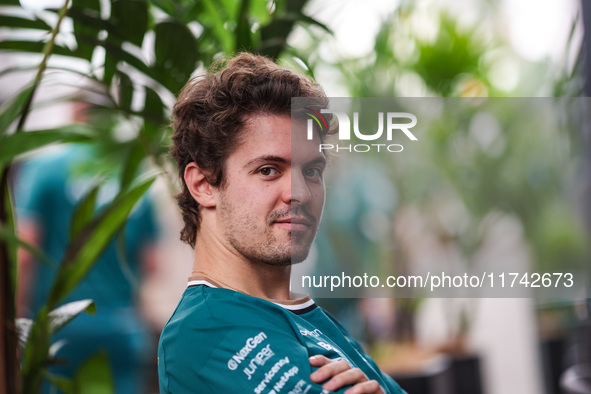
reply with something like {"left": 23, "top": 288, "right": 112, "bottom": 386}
{"left": 184, "top": 162, "right": 216, "bottom": 208}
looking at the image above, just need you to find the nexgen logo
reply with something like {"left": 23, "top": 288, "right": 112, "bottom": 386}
{"left": 306, "top": 110, "right": 418, "bottom": 141}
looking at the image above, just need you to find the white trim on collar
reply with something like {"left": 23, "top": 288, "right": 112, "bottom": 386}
{"left": 272, "top": 298, "right": 316, "bottom": 311}
{"left": 187, "top": 279, "right": 218, "bottom": 288}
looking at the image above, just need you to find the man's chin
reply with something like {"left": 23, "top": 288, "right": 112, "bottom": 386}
{"left": 258, "top": 250, "right": 309, "bottom": 266}
{"left": 289, "top": 244, "right": 312, "bottom": 265}
{"left": 253, "top": 236, "right": 313, "bottom": 266}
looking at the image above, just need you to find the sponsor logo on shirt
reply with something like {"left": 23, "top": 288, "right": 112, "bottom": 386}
{"left": 288, "top": 379, "right": 312, "bottom": 394}
{"left": 254, "top": 356, "right": 289, "bottom": 394}
{"left": 244, "top": 344, "right": 275, "bottom": 380}
{"left": 299, "top": 328, "right": 322, "bottom": 338}
{"left": 227, "top": 332, "right": 267, "bottom": 371}
{"left": 268, "top": 366, "right": 299, "bottom": 394}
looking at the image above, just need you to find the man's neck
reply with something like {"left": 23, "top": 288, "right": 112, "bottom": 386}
{"left": 192, "top": 232, "right": 292, "bottom": 300}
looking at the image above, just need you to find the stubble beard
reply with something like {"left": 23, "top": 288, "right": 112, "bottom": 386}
{"left": 219, "top": 198, "right": 316, "bottom": 267}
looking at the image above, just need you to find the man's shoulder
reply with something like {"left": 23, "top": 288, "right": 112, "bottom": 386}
{"left": 162, "top": 285, "right": 292, "bottom": 336}
{"left": 157, "top": 285, "right": 315, "bottom": 393}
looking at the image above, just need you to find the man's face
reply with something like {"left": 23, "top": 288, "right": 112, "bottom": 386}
{"left": 215, "top": 114, "right": 326, "bottom": 266}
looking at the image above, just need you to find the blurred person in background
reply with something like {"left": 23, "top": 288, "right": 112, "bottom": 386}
{"left": 15, "top": 103, "right": 160, "bottom": 393}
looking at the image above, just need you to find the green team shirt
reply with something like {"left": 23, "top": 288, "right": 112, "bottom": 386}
{"left": 158, "top": 276, "right": 407, "bottom": 394}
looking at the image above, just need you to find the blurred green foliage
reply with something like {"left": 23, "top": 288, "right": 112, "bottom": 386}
{"left": 292, "top": 1, "right": 587, "bottom": 344}
{"left": 301, "top": 1, "right": 588, "bottom": 275}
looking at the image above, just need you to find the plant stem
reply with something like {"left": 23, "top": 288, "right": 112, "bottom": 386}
{"left": 0, "top": 0, "right": 71, "bottom": 393}
{"left": 16, "top": 0, "right": 72, "bottom": 132}
{"left": 0, "top": 168, "right": 18, "bottom": 394}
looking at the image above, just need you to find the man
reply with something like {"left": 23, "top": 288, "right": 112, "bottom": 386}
{"left": 158, "top": 53, "right": 406, "bottom": 394}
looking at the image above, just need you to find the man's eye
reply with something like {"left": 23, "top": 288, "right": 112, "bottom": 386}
{"left": 304, "top": 168, "right": 323, "bottom": 178}
{"left": 259, "top": 167, "right": 278, "bottom": 176}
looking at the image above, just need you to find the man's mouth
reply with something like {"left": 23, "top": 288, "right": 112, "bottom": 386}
{"left": 274, "top": 216, "right": 313, "bottom": 232}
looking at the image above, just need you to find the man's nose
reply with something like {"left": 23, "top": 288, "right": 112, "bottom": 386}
{"left": 284, "top": 171, "right": 311, "bottom": 204}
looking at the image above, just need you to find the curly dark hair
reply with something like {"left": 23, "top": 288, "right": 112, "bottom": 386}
{"left": 170, "top": 52, "right": 330, "bottom": 247}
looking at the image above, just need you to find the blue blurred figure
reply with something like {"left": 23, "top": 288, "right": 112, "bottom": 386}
{"left": 15, "top": 143, "right": 159, "bottom": 393}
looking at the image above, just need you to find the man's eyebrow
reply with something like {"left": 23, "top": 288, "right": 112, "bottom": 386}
{"left": 306, "top": 156, "right": 327, "bottom": 167}
{"left": 244, "top": 155, "right": 289, "bottom": 168}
